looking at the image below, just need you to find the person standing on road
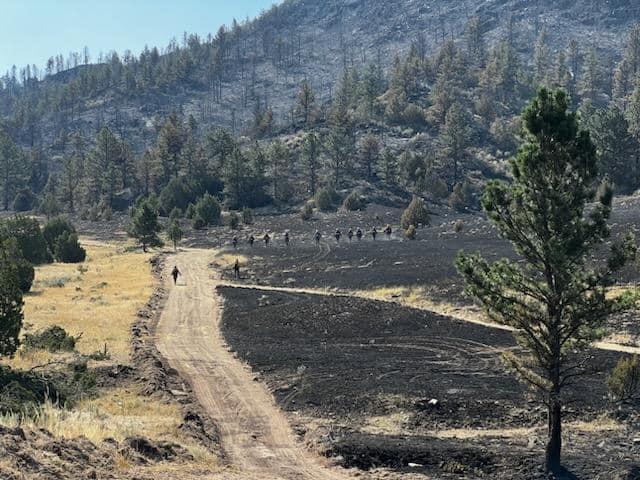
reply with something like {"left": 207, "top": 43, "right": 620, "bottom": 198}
{"left": 249, "top": 234, "right": 255, "bottom": 247}
{"left": 347, "top": 228, "right": 354, "bottom": 242}
{"left": 232, "top": 236, "right": 238, "bottom": 249}
{"left": 384, "top": 225, "right": 392, "bottom": 239}
{"left": 263, "top": 233, "right": 271, "bottom": 246}
{"left": 371, "top": 227, "right": 378, "bottom": 241}
{"left": 284, "top": 231, "right": 290, "bottom": 247}
{"left": 233, "top": 258, "right": 240, "bottom": 279}
{"left": 171, "top": 265, "right": 181, "bottom": 285}
{"left": 314, "top": 230, "right": 322, "bottom": 245}
{"left": 356, "top": 228, "right": 363, "bottom": 241}
{"left": 335, "top": 229, "right": 342, "bottom": 243}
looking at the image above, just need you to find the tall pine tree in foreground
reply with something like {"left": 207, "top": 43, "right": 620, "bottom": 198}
{"left": 456, "top": 89, "right": 636, "bottom": 473}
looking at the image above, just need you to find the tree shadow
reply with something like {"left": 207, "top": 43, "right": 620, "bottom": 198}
{"left": 554, "top": 466, "right": 580, "bottom": 480}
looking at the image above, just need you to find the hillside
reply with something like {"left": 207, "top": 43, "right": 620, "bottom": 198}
{"left": 1, "top": 0, "right": 639, "bottom": 150}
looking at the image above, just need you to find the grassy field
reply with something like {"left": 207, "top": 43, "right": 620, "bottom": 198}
{"left": 12, "top": 240, "right": 153, "bottom": 369}
{"left": 1, "top": 240, "right": 219, "bottom": 475}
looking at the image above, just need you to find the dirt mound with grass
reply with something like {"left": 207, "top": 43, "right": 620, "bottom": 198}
{"left": 0, "top": 425, "right": 197, "bottom": 480}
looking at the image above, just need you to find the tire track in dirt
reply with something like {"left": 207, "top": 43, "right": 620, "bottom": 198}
{"left": 154, "top": 249, "right": 351, "bottom": 480}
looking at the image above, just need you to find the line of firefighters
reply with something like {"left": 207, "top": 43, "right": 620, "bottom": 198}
{"left": 229, "top": 225, "right": 395, "bottom": 279}
{"left": 230, "top": 225, "right": 394, "bottom": 250}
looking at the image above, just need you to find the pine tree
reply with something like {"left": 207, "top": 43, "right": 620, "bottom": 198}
{"left": 85, "top": 127, "right": 123, "bottom": 206}
{"left": 166, "top": 219, "right": 183, "bottom": 251}
{"left": 613, "top": 25, "right": 640, "bottom": 101}
{"left": 360, "top": 134, "right": 380, "bottom": 180}
{"left": 0, "top": 129, "right": 25, "bottom": 211}
{"left": 626, "top": 77, "right": 640, "bottom": 142}
{"left": 156, "top": 112, "right": 187, "bottom": 182}
{"left": 456, "top": 89, "right": 636, "bottom": 473}
{"left": 579, "top": 48, "right": 602, "bottom": 103}
{"left": 379, "top": 148, "right": 398, "bottom": 185}
{"left": 296, "top": 79, "right": 316, "bottom": 126}
{"left": 589, "top": 105, "right": 640, "bottom": 192}
{"left": 439, "top": 103, "right": 472, "bottom": 188}
{"left": 325, "top": 104, "right": 355, "bottom": 187}
{"left": 465, "top": 16, "right": 486, "bottom": 67}
{"left": 533, "top": 28, "right": 550, "bottom": 87}
{"left": 302, "top": 132, "right": 320, "bottom": 196}
{"left": 128, "top": 200, "right": 163, "bottom": 252}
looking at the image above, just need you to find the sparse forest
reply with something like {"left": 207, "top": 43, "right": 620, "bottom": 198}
{"left": 2, "top": 3, "right": 640, "bottom": 220}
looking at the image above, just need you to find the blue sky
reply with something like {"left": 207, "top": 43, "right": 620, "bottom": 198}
{"left": 0, "top": 0, "right": 280, "bottom": 74}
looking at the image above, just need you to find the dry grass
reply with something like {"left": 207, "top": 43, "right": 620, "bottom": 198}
{"left": 1, "top": 240, "right": 220, "bottom": 474}
{"left": 11, "top": 240, "right": 153, "bottom": 369}
{"left": 352, "top": 285, "right": 509, "bottom": 331}
{"left": 0, "top": 388, "right": 219, "bottom": 471}
{"left": 211, "top": 250, "right": 249, "bottom": 269}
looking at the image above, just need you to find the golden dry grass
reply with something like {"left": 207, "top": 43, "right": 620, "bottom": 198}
{"left": 351, "top": 285, "right": 502, "bottom": 329}
{"left": 211, "top": 250, "right": 249, "bottom": 270}
{"left": 11, "top": 240, "right": 153, "bottom": 369}
{"left": 1, "top": 240, "right": 220, "bottom": 473}
{"left": 0, "top": 389, "right": 219, "bottom": 473}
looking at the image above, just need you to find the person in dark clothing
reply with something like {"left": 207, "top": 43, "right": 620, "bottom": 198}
{"left": 284, "top": 231, "right": 290, "bottom": 247}
{"left": 356, "top": 228, "right": 363, "bottom": 241}
{"left": 249, "top": 235, "right": 255, "bottom": 247}
{"left": 384, "top": 225, "right": 392, "bottom": 238}
{"left": 233, "top": 258, "right": 240, "bottom": 279}
{"left": 263, "top": 233, "right": 271, "bottom": 246}
{"left": 371, "top": 227, "right": 378, "bottom": 240}
{"left": 171, "top": 266, "right": 181, "bottom": 285}
{"left": 335, "top": 229, "right": 342, "bottom": 243}
{"left": 232, "top": 236, "right": 238, "bottom": 249}
{"left": 347, "top": 228, "right": 354, "bottom": 242}
{"left": 314, "top": 230, "right": 322, "bottom": 245}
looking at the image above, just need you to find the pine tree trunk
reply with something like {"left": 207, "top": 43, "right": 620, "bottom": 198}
{"left": 546, "top": 399, "right": 562, "bottom": 472}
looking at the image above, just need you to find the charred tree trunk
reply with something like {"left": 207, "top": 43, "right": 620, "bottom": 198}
{"left": 546, "top": 398, "right": 562, "bottom": 472}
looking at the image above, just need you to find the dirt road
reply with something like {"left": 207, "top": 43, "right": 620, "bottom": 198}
{"left": 155, "top": 249, "right": 350, "bottom": 480}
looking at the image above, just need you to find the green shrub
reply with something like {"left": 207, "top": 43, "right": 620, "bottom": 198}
{"left": 403, "top": 104, "right": 426, "bottom": 130}
{"left": 43, "top": 217, "right": 76, "bottom": 253}
{"left": 87, "top": 205, "right": 100, "bottom": 222}
{"left": 0, "top": 215, "right": 52, "bottom": 264}
{"left": 54, "top": 232, "right": 86, "bottom": 263}
{"left": 0, "top": 381, "right": 38, "bottom": 414}
{"left": 400, "top": 197, "right": 430, "bottom": 229}
{"left": 449, "top": 182, "right": 475, "bottom": 213}
{"left": 301, "top": 203, "right": 314, "bottom": 221}
{"left": 159, "top": 177, "right": 195, "bottom": 215}
{"left": 38, "top": 192, "right": 62, "bottom": 219}
{"left": 342, "top": 190, "right": 367, "bottom": 211}
{"left": 185, "top": 203, "right": 196, "bottom": 219}
{"left": 23, "top": 326, "right": 77, "bottom": 352}
{"left": 405, "top": 224, "right": 417, "bottom": 240}
{"left": 169, "top": 207, "right": 183, "bottom": 220}
{"left": 228, "top": 212, "right": 240, "bottom": 230}
{"left": 608, "top": 355, "right": 640, "bottom": 403}
{"left": 12, "top": 189, "right": 36, "bottom": 212}
{"left": 1, "top": 237, "right": 34, "bottom": 293}
{"left": 314, "top": 187, "right": 335, "bottom": 212}
{"left": 101, "top": 204, "right": 113, "bottom": 221}
{"left": 195, "top": 194, "right": 221, "bottom": 226}
{"left": 242, "top": 207, "right": 254, "bottom": 225}
{"left": 192, "top": 215, "right": 206, "bottom": 230}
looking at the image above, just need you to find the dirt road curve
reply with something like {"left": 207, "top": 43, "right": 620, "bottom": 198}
{"left": 155, "top": 249, "right": 350, "bottom": 480}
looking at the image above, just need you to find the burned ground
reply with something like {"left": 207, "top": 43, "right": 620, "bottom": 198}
{"left": 219, "top": 286, "right": 640, "bottom": 478}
